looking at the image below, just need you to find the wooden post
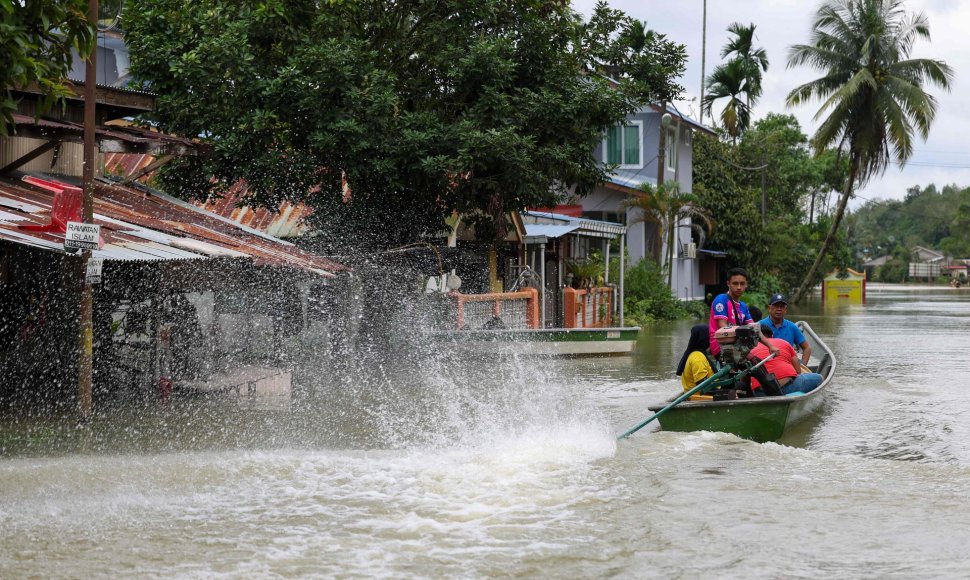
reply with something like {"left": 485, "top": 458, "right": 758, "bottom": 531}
{"left": 562, "top": 287, "right": 578, "bottom": 328}
{"left": 78, "top": 0, "right": 98, "bottom": 422}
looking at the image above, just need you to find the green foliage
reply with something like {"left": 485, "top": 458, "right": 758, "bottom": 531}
{"left": 1, "top": 0, "right": 95, "bottom": 135}
{"left": 702, "top": 59, "right": 749, "bottom": 143}
{"left": 739, "top": 113, "right": 847, "bottom": 222}
{"left": 743, "top": 272, "right": 785, "bottom": 313}
{"left": 622, "top": 179, "right": 712, "bottom": 287}
{"left": 720, "top": 22, "right": 768, "bottom": 104}
{"left": 691, "top": 133, "right": 768, "bottom": 270}
{"left": 125, "top": 0, "right": 686, "bottom": 255}
{"left": 848, "top": 184, "right": 970, "bottom": 263}
{"left": 876, "top": 258, "right": 908, "bottom": 283}
{"left": 621, "top": 259, "right": 696, "bottom": 324}
{"left": 786, "top": 0, "right": 953, "bottom": 302}
{"left": 578, "top": 3, "right": 687, "bottom": 104}
{"left": 703, "top": 22, "right": 768, "bottom": 141}
{"left": 691, "top": 115, "right": 853, "bottom": 295}
{"left": 564, "top": 256, "right": 603, "bottom": 289}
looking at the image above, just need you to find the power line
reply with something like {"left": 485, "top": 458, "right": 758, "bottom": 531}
{"left": 890, "top": 160, "right": 970, "bottom": 169}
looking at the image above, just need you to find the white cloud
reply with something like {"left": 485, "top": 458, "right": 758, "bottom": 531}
{"left": 571, "top": 0, "right": 970, "bottom": 206}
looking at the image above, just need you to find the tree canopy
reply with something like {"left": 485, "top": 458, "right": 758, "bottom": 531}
{"left": 124, "top": 0, "right": 686, "bottom": 254}
{"left": 1, "top": 0, "right": 95, "bottom": 136}
{"left": 703, "top": 22, "right": 768, "bottom": 142}
{"left": 786, "top": 0, "right": 953, "bottom": 302}
{"left": 691, "top": 114, "right": 848, "bottom": 294}
{"left": 847, "top": 183, "right": 970, "bottom": 263}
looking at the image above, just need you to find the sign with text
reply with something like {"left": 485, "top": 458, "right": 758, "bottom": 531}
{"left": 65, "top": 221, "right": 101, "bottom": 251}
{"left": 85, "top": 257, "right": 104, "bottom": 285}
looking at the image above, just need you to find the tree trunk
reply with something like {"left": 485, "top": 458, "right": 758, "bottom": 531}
{"left": 667, "top": 225, "right": 674, "bottom": 289}
{"left": 791, "top": 154, "right": 861, "bottom": 304}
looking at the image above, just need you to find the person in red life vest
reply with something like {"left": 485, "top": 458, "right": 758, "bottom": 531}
{"left": 750, "top": 324, "right": 823, "bottom": 396}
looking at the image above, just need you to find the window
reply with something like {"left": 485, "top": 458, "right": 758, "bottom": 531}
{"left": 604, "top": 121, "right": 643, "bottom": 168}
{"left": 665, "top": 127, "right": 677, "bottom": 172}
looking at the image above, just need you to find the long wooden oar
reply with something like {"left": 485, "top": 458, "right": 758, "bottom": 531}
{"left": 617, "top": 353, "right": 777, "bottom": 440}
{"left": 617, "top": 365, "right": 732, "bottom": 440}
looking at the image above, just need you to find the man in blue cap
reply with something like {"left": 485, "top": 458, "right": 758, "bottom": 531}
{"left": 759, "top": 293, "right": 812, "bottom": 365}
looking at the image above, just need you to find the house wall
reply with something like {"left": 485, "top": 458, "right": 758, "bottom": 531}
{"left": 582, "top": 108, "right": 705, "bottom": 300}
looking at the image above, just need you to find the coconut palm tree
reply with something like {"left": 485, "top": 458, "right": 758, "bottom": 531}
{"left": 721, "top": 22, "right": 769, "bottom": 112}
{"left": 786, "top": 0, "right": 953, "bottom": 303}
{"left": 622, "top": 180, "right": 713, "bottom": 288}
{"left": 703, "top": 23, "right": 768, "bottom": 142}
{"left": 702, "top": 59, "right": 750, "bottom": 144}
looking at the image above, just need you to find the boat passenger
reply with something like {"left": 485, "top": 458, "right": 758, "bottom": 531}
{"left": 708, "top": 267, "right": 779, "bottom": 359}
{"left": 676, "top": 324, "right": 716, "bottom": 390}
{"left": 748, "top": 306, "right": 763, "bottom": 323}
{"left": 751, "top": 325, "right": 823, "bottom": 396}
{"left": 758, "top": 293, "right": 813, "bottom": 365}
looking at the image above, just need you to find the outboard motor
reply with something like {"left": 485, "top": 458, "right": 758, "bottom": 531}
{"left": 714, "top": 324, "right": 784, "bottom": 396}
{"left": 713, "top": 323, "right": 761, "bottom": 366}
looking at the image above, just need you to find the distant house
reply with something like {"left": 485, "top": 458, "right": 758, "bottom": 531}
{"left": 909, "top": 245, "right": 946, "bottom": 280}
{"left": 578, "top": 104, "right": 719, "bottom": 300}
{"left": 862, "top": 254, "right": 891, "bottom": 280}
{"left": 945, "top": 260, "right": 969, "bottom": 281}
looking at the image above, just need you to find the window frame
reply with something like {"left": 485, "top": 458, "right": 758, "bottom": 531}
{"left": 665, "top": 127, "right": 677, "bottom": 172}
{"left": 603, "top": 120, "right": 644, "bottom": 169}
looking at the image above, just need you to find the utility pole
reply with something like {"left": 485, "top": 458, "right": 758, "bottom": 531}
{"left": 79, "top": 0, "right": 98, "bottom": 422}
{"left": 699, "top": 0, "right": 707, "bottom": 125}
{"left": 656, "top": 106, "right": 667, "bottom": 267}
{"left": 760, "top": 150, "right": 767, "bottom": 225}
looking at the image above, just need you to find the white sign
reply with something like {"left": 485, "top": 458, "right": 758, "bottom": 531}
{"left": 86, "top": 257, "right": 104, "bottom": 285}
{"left": 65, "top": 221, "right": 101, "bottom": 251}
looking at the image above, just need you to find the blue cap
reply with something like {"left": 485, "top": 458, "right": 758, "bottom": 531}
{"left": 769, "top": 293, "right": 788, "bottom": 305}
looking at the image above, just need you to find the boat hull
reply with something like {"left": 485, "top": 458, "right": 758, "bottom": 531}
{"left": 428, "top": 327, "right": 640, "bottom": 356}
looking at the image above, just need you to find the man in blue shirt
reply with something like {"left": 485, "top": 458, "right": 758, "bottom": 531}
{"left": 759, "top": 293, "right": 813, "bottom": 365}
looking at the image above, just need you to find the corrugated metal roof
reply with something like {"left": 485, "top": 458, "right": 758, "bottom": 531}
{"left": 103, "top": 153, "right": 312, "bottom": 239}
{"left": 523, "top": 224, "right": 581, "bottom": 239}
{"left": 606, "top": 173, "right": 653, "bottom": 190}
{"left": 0, "top": 174, "right": 345, "bottom": 277}
{"left": 522, "top": 210, "right": 626, "bottom": 238}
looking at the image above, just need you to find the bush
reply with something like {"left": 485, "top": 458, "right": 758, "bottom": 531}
{"left": 876, "top": 258, "right": 908, "bottom": 282}
{"left": 744, "top": 271, "right": 785, "bottom": 313}
{"left": 622, "top": 259, "right": 694, "bottom": 324}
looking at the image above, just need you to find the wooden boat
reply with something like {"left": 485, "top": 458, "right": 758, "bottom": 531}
{"left": 646, "top": 321, "right": 836, "bottom": 442}
{"left": 428, "top": 326, "right": 640, "bottom": 357}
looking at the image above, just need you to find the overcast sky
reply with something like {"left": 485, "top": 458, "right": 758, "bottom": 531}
{"left": 571, "top": 0, "right": 968, "bottom": 207}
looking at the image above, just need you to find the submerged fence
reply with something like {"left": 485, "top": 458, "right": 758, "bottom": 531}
{"left": 563, "top": 286, "right": 613, "bottom": 328}
{"left": 449, "top": 288, "right": 539, "bottom": 330}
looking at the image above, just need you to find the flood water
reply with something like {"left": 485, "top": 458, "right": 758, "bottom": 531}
{"left": 2, "top": 284, "right": 970, "bottom": 578}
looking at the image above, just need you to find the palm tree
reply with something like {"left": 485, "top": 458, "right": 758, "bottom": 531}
{"left": 786, "top": 0, "right": 953, "bottom": 303}
{"left": 703, "top": 23, "right": 768, "bottom": 142}
{"left": 702, "top": 59, "right": 750, "bottom": 144}
{"left": 721, "top": 23, "right": 769, "bottom": 112}
{"left": 622, "top": 180, "right": 713, "bottom": 288}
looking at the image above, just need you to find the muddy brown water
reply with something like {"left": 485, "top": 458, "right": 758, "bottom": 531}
{"left": 2, "top": 283, "right": 969, "bottom": 578}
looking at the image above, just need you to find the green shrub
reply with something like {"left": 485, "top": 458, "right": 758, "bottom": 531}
{"left": 744, "top": 271, "right": 785, "bottom": 313}
{"left": 876, "top": 258, "right": 908, "bottom": 282}
{"left": 622, "top": 259, "right": 691, "bottom": 324}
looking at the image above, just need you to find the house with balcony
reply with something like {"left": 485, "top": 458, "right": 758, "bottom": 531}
{"left": 577, "top": 104, "right": 721, "bottom": 300}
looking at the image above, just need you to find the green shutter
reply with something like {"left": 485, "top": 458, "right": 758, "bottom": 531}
{"left": 623, "top": 125, "right": 639, "bottom": 165}
{"left": 607, "top": 126, "right": 621, "bottom": 165}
